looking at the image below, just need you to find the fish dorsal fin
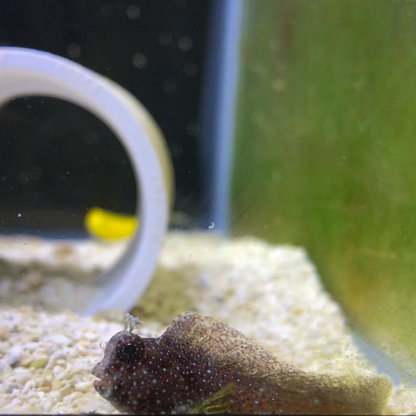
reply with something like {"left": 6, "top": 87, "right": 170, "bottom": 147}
{"left": 161, "top": 312, "right": 303, "bottom": 382}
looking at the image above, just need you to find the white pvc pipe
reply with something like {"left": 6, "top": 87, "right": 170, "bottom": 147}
{"left": 0, "top": 47, "right": 174, "bottom": 316}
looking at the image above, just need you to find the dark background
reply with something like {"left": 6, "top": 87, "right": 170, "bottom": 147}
{"left": 0, "top": 0, "right": 212, "bottom": 235}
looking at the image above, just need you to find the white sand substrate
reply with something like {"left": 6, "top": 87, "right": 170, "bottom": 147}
{"left": 0, "top": 231, "right": 415, "bottom": 414}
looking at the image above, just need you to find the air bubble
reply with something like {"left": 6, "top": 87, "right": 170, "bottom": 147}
{"left": 100, "top": 3, "right": 113, "bottom": 17}
{"left": 132, "top": 53, "right": 147, "bottom": 69}
{"left": 178, "top": 36, "right": 193, "bottom": 52}
{"left": 67, "top": 43, "right": 82, "bottom": 59}
{"left": 184, "top": 61, "right": 197, "bottom": 76}
{"left": 127, "top": 5, "right": 140, "bottom": 20}
{"left": 186, "top": 121, "right": 200, "bottom": 136}
{"left": 159, "top": 32, "right": 172, "bottom": 47}
{"left": 171, "top": 144, "right": 183, "bottom": 158}
{"left": 163, "top": 79, "right": 177, "bottom": 94}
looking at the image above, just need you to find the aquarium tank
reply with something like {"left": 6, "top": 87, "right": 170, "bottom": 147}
{"left": 0, "top": 0, "right": 415, "bottom": 414}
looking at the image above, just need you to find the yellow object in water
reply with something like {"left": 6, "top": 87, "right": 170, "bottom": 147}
{"left": 84, "top": 207, "right": 138, "bottom": 240}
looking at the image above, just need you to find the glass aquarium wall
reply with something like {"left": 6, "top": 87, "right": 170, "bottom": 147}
{"left": 2, "top": 1, "right": 416, "bottom": 414}
{"left": 233, "top": 0, "right": 416, "bottom": 371}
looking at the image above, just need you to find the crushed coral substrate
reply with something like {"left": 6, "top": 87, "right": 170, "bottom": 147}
{"left": 0, "top": 231, "right": 415, "bottom": 414}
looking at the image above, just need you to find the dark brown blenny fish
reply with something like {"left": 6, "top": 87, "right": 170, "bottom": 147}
{"left": 92, "top": 312, "right": 392, "bottom": 414}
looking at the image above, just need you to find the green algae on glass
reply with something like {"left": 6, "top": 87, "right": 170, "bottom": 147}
{"left": 232, "top": 0, "right": 416, "bottom": 372}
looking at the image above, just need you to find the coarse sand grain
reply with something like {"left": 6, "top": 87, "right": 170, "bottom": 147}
{"left": 0, "top": 231, "right": 414, "bottom": 414}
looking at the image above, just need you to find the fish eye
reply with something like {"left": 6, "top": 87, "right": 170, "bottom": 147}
{"left": 118, "top": 338, "right": 145, "bottom": 363}
{"left": 124, "top": 343, "right": 136, "bottom": 355}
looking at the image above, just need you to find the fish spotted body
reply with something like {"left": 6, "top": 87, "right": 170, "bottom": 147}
{"left": 92, "top": 312, "right": 392, "bottom": 414}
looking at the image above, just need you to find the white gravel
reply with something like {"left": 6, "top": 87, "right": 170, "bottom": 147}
{"left": 0, "top": 231, "right": 414, "bottom": 414}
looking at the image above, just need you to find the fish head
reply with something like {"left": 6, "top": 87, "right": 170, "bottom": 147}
{"left": 92, "top": 330, "right": 184, "bottom": 414}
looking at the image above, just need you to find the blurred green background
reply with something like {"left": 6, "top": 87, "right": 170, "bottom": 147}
{"left": 232, "top": 0, "right": 416, "bottom": 371}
